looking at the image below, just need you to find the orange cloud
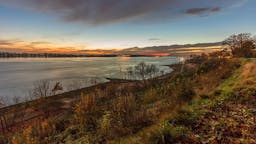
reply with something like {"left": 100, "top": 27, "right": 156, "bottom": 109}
{"left": 0, "top": 39, "right": 86, "bottom": 54}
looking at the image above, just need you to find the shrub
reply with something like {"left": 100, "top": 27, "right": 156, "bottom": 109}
{"left": 54, "top": 117, "right": 70, "bottom": 133}
{"left": 148, "top": 122, "right": 190, "bottom": 144}
{"left": 177, "top": 83, "right": 196, "bottom": 104}
{"left": 125, "top": 62, "right": 161, "bottom": 87}
{"left": 170, "top": 109, "right": 198, "bottom": 128}
{"left": 214, "top": 89, "right": 223, "bottom": 96}
{"left": 197, "top": 58, "right": 226, "bottom": 74}
{"left": 73, "top": 93, "right": 99, "bottom": 131}
{"left": 10, "top": 118, "right": 58, "bottom": 144}
{"left": 98, "top": 111, "right": 114, "bottom": 140}
{"left": 38, "top": 119, "right": 56, "bottom": 140}
{"left": 142, "top": 88, "right": 163, "bottom": 104}
{"left": 187, "top": 53, "right": 208, "bottom": 64}
{"left": 0, "top": 135, "right": 8, "bottom": 144}
{"left": 223, "top": 33, "right": 256, "bottom": 58}
{"left": 200, "top": 94, "right": 210, "bottom": 99}
{"left": 131, "top": 108, "right": 153, "bottom": 131}
{"left": 59, "top": 125, "right": 81, "bottom": 142}
{"left": 228, "top": 87, "right": 256, "bottom": 105}
{"left": 112, "top": 94, "right": 137, "bottom": 127}
{"left": 11, "top": 126, "right": 40, "bottom": 144}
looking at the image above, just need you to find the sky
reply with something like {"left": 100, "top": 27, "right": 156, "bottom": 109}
{"left": 0, "top": 0, "right": 256, "bottom": 53}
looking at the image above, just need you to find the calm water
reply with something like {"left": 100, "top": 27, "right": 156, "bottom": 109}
{"left": 0, "top": 57, "right": 179, "bottom": 105}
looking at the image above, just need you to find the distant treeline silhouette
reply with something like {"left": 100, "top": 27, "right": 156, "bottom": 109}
{"left": 0, "top": 52, "right": 119, "bottom": 58}
{"left": 0, "top": 52, "right": 163, "bottom": 58}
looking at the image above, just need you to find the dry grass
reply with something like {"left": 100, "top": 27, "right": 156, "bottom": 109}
{"left": 240, "top": 60, "right": 256, "bottom": 87}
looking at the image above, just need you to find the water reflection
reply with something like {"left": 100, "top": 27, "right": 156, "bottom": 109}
{"left": 0, "top": 57, "right": 179, "bottom": 105}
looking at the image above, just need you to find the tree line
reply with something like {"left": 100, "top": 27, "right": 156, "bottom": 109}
{"left": 0, "top": 52, "right": 118, "bottom": 58}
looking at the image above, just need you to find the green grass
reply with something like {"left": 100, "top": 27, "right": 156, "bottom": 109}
{"left": 111, "top": 59, "right": 255, "bottom": 144}
{"left": 4, "top": 57, "right": 253, "bottom": 144}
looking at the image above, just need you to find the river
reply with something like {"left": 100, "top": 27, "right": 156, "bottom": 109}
{"left": 0, "top": 56, "right": 180, "bottom": 105}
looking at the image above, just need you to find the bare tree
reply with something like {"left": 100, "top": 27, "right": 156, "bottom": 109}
{"left": 134, "top": 62, "right": 160, "bottom": 80}
{"left": 134, "top": 62, "right": 147, "bottom": 81}
{"left": 223, "top": 33, "right": 255, "bottom": 57}
{"left": 32, "top": 80, "right": 52, "bottom": 99}
{"left": 224, "top": 33, "right": 251, "bottom": 50}
{"left": 11, "top": 95, "right": 21, "bottom": 105}
{"left": 31, "top": 80, "right": 63, "bottom": 118}
{"left": 52, "top": 82, "right": 63, "bottom": 95}
{"left": 31, "top": 80, "right": 63, "bottom": 99}
{"left": 125, "top": 67, "right": 134, "bottom": 80}
{"left": 126, "top": 62, "right": 160, "bottom": 86}
{"left": 146, "top": 64, "right": 160, "bottom": 79}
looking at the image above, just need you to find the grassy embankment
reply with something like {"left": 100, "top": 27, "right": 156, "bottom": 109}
{"left": 111, "top": 59, "right": 256, "bottom": 144}
{"left": 0, "top": 56, "right": 255, "bottom": 144}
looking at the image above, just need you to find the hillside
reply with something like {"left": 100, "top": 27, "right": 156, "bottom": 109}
{"left": 111, "top": 59, "right": 256, "bottom": 143}
{"left": 0, "top": 57, "right": 255, "bottom": 144}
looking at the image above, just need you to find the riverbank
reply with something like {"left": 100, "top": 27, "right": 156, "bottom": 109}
{"left": 110, "top": 59, "right": 256, "bottom": 143}
{"left": 1, "top": 57, "right": 251, "bottom": 144}
{"left": 0, "top": 63, "right": 179, "bottom": 135}
{"left": 0, "top": 56, "right": 177, "bottom": 102}
{"left": 0, "top": 79, "right": 132, "bottom": 132}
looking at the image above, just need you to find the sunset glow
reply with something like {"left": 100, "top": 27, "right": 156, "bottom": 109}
{"left": 0, "top": 0, "right": 256, "bottom": 53}
{"left": 0, "top": 1, "right": 256, "bottom": 143}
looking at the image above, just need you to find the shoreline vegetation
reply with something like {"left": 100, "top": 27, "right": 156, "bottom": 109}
{"left": 0, "top": 60, "right": 176, "bottom": 107}
{"left": 1, "top": 56, "right": 254, "bottom": 143}
{"left": 0, "top": 42, "right": 222, "bottom": 58}
{"left": 0, "top": 62, "right": 178, "bottom": 110}
{"left": 0, "top": 52, "right": 165, "bottom": 58}
{"left": 0, "top": 33, "right": 255, "bottom": 143}
{"left": 0, "top": 62, "right": 179, "bottom": 138}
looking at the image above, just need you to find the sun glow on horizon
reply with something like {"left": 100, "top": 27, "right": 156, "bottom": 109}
{"left": 0, "top": 0, "right": 256, "bottom": 54}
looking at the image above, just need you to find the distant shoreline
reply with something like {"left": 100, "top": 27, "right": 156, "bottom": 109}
{"left": 0, "top": 52, "right": 173, "bottom": 58}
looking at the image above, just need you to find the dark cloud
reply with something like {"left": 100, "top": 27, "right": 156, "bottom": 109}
{"left": 0, "top": 39, "right": 23, "bottom": 46}
{"left": 0, "top": 39, "right": 50, "bottom": 48}
{"left": 0, "top": 40, "right": 13, "bottom": 46}
{"left": 0, "top": 0, "right": 244, "bottom": 25}
{"left": 185, "top": 7, "right": 221, "bottom": 15}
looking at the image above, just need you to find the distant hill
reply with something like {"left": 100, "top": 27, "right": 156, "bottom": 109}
{"left": 1, "top": 42, "right": 223, "bottom": 56}
{"left": 120, "top": 42, "right": 223, "bottom": 55}
{"left": 124, "top": 42, "right": 221, "bottom": 51}
{"left": 141, "top": 42, "right": 222, "bottom": 50}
